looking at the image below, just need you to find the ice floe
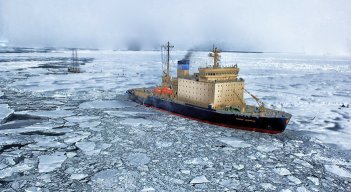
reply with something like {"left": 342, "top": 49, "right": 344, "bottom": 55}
{"left": 260, "top": 183, "right": 276, "bottom": 190}
{"left": 79, "top": 100, "right": 136, "bottom": 109}
{"left": 38, "top": 152, "right": 67, "bottom": 173}
{"left": 70, "top": 173, "right": 88, "bottom": 180}
{"left": 287, "top": 175, "right": 302, "bottom": 185}
{"left": 127, "top": 153, "right": 150, "bottom": 166}
{"left": 190, "top": 175, "right": 209, "bottom": 184}
{"left": 218, "top": 137, "right": 251, "bottom": 148}
{"left": 0, "top": 163, "right": 33, "bottom": 179}
{"left": 75, "top": 141, "right": 100, "bottom": 155}
{"left": 0, "top": 104, "right": 14, "bottom": 123}
{"left": 23, "top": 109, "right": 74, "bottom": 118}
{"left": 141, "top": 187, "right": 156, "bottom": 192}
{"left": 119, "top": 118, "right": 158, "bottom": 127}
{"left": 307, "top": 176, "right": 319, "bottom": 185}
{"left": 324, "top": 164, "right": 351, "bottom": 178}
{"left": 274, "top": 168, "right": 291, "bottom": 176}
{"left": 155, "top": 141, "right": 172, "bottom": 148}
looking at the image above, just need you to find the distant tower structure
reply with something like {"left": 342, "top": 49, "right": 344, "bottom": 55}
{"left": 68, "top": 49, "right": 81, "bottom": 73}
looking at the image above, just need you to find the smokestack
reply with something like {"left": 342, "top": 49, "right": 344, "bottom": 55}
{"left": 177, "top": 51, "right": 192, "bottom": 78}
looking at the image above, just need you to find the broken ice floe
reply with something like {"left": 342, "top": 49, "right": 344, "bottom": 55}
{"left": 64, "top": 133, "right": 90, "bottom": 144}
{"left": 140, "top": 187, "right": 156, "bottom": 192}
{"left": 287, "top": 175, "right": 302, "bottom": 185}
{"left": 38, "top": 152, "right": 67, "bottom": 173}
{"left": 155, "top": 141, "right": 172, "bottom": 148}
{"left": 218, "top": 137, "right": 251, "bottom": 148}
{"left": 127, "top": 153, "right": 150, "bottom": 166}
{"left": 75, "top": 141, "right": 100, "bottom": 155}
{"left": 324, "top": 164, "right": 351, "bottom": 178}
{"left": 274, "top": 168, "right": 291, "bottom": 176}
{"left": 307, "top": 176, "right": 319, "bottom": 185}
{"left": 23, "top": 109, "right": 74, "bottom": 118}
{"left": 256, "top": 142, "right": 283, "bottom": 152}
{"left": 104, "top": 110, "right": 155, "bottom": 118}
{"left": 0, "top": 90, "right": 3, "bottom": 97}
{"left": 70, "top": 173, "right": 88, "bottom": 180}
{"left": 0, "top": 104, "right": 14, "bottom": 123}
{"left": 0, "top": 136, "right": 34, "bottom": 152}
{"left": 91, "top": 169, "right": 138, "bottom": 190}
{"left": 79, "top": 100, "right": 136, "bottom": 109}
{"left": 0, "top": 162, "right": 34, "bottom": 179}
{"left": 28, "top": 137, "right": 68, "bottom": 150}
{"left": 190, "top": 175, "right": 209, "bottom": 184}
{"left": 184, "top": 157, "right": 213, "bottom": 167}
{"left": 260, "top": 183, "right": 276, "bottom": 190}
{"left": 119, "top": 118, "right": 160, "bottom": 127}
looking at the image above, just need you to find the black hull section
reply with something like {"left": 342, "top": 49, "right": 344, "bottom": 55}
{"left": 127, "top": 90, "right": 289, "bottom": 134}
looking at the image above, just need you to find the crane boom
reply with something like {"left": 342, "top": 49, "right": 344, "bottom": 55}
{"left": 245, "top": 89, "right": 265, "bottom": 115}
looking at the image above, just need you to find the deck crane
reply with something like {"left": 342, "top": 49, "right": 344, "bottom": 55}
{"left": 245, "top": 89, "right": 266, "bottom": 116}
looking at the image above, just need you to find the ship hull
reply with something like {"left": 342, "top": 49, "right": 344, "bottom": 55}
{"left": 127, "top": 90, "right": 289, "bottom": 134}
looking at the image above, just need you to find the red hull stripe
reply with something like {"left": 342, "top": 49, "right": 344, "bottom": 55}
{"left": 143, "top": 104, "right": 281, "bottom": 134}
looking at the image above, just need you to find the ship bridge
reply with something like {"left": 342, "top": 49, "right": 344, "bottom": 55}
{"left": 176, "top": 48, "right": 245, "bottom": 110}
{"left": 197, "top": 66, "right": 240, "bottom": 82}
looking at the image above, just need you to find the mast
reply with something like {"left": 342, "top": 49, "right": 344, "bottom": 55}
{"left": 167, "top": 42, "right": 170, "bottom": 77}
{"left": 161, "top": 41, "right": 173, "bottom": 87}
{"left": 209, "top": 47, "right": 220, "bottom": 68}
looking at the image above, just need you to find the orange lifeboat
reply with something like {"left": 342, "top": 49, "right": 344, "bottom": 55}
{"left": 153, "top": 87, "right": 162, "bottom": 94}
{"left": 161, "top": 87, "right": 173, "bottom": 95}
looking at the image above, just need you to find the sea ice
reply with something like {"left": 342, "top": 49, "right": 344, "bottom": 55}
{"left": 79, "top": 100, "right": 135, "bottom": 109}
{"left": 141, "top": 187, "right": 156, "bottom": 192}
{"left": 38, "top": 152, "right": 67, "bottom": 173}
{"left": 104, "top": 110, "right": 155, "bottom": 118}
{"left": 218, "top": 137, "right": 251, "bottom": 148}
{"left": 119, "top": 118, "right": 155, "bottom": 126}
{"left": 127, "top": 153, "right": 150, "bottom": 166}
{"left": 155, "top": 141, "right": 172, "bottom": 148}
{"left": 29, "top": 137, "right": 67, "bottom": 150}
{"left": 0, "top": 104, "right": 14, "bottom": 123}
{"left": 185, "top": 157, "right": 211, "bottom": 165}
{"left": 307, "top": 176, "right": 319, "bottom": 185}
{"left": 274, "top": 168, "right": 291, "bottom": 176}
{"left": 90, "top": 169, "right": 138, "bottom": 190}
{"left": 324, "top": 164, "right": 351, "bottom": 178}
{"left": 64, "top": 133, "right": 90, "bottom": 144}
{"left": 0, "top": 91, "right": 3, "bottom": 97}
{"left": 190, "top": 175, "right": 210, "bottom": 184}
{"left": 70, "top": 173, "right": 88, "bottom": 180}
{"left": 75, "top": 141, "right": 100, "bottom": 155}
{"left": 296, "top": 186, "right": 309, "bottom": 192}
{"left": 287, "top": 175, "right": 302, "bottom": 185}
{"left": 260, "top": 183, "right": 276, "bottom": 190}
{"left": 0, "top": 163, "right": 33, "bottom": 179}
{"left": 23, "top": 109, "right": 74, "bottom": 118}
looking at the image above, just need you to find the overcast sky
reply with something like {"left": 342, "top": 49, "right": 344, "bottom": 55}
{"left": 1, "top": 0, "right": 350, "bottom": 55}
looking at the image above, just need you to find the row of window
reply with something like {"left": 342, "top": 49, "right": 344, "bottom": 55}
{"left": 201, "top": 71, "right": 238, "bottom": 76}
